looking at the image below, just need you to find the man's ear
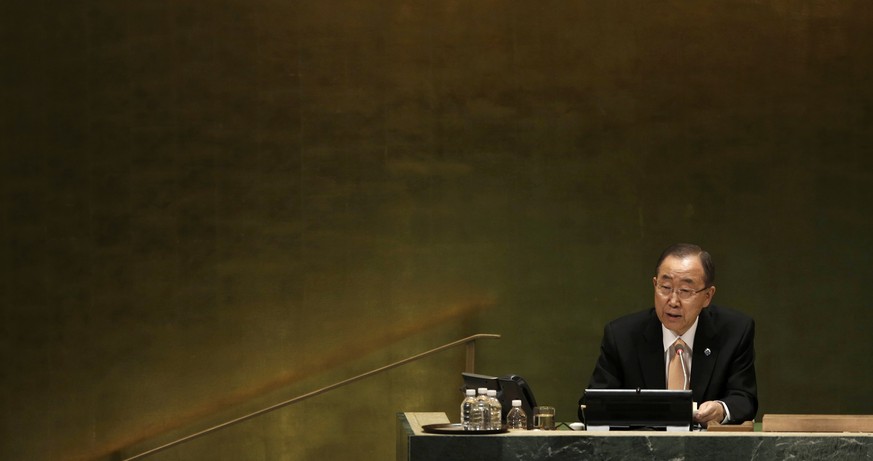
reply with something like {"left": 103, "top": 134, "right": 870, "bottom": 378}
{"left": 703, "top": 285, "right": 716, "bottom": 307}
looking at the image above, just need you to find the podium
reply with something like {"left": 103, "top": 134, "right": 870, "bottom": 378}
{"left": 397, "top": 412, "right": 873, "bottom": 461}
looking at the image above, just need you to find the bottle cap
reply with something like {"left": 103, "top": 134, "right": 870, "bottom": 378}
{"left": 465, "top": 389, "right": 476, "bottom": 396}
{"left": 477, "top": 387, "right": 488, "bottom": 395}
{"left": 512, "top": 399, "right": 522, "bottom": 407}
{"left": 487, "top": 390, "right": 497, "bottom": 397}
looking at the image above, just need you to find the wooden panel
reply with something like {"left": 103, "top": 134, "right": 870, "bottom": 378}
{"left": 707, "top": 421, "right": 754, "bottom": 432}
{"left": 763, "top": 414, "right": 873, "bottom": 433}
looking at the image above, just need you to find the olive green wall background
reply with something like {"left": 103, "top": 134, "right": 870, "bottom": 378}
{"left": 3, "top": 1, "right": 873, "bottom": 460}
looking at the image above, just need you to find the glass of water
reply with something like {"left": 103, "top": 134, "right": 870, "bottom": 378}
{"left": 533, "top": 406, "right": 556, "bottom": 430}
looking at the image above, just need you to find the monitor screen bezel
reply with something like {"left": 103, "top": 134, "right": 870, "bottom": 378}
{"left": 582, "top": 388, "right": 693, "bottom": 429}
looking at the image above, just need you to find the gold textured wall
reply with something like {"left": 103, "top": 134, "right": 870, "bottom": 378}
{"left": 3, "top": 1, "right": 873, "bottom": 460}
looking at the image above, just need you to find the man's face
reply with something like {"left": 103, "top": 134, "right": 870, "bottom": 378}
{"left": 653, "top": 255, "right": 716, "bottom": 335}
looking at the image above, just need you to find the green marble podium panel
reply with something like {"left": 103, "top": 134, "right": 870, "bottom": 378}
{"left": 398, "top": 412, "right": 873, "bottom": 461}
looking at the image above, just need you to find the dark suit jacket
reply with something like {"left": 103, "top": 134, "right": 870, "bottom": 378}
{"left": 581, "top": 305, "right": 758, "bottom": 423}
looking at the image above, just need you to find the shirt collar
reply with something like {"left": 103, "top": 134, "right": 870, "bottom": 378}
{"left": 662, "top": 316, "right": 699, "bottom": 352}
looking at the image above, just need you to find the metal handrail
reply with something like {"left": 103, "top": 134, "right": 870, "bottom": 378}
{"left": 121, "top": 333, "right": 501, "bottom": 461}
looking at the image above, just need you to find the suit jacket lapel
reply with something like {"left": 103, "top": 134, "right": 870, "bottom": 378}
{"left": 691, "top": 308, "right": 718, "bottom": 402}
{"left": 639, "top": 311, "right": 666, "bottom": 389}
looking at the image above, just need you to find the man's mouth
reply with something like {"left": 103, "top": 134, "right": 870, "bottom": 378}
{"left": 667, "top": 313, "right": 682, "bottom": 319}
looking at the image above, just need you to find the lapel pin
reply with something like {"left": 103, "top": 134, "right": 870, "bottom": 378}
{"left": 704, "top": 348, "right": 711, "bottom": 357}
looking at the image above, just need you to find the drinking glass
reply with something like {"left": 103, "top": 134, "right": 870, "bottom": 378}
{"left": 533, "top": 406, "right": 556, "bottom": 430}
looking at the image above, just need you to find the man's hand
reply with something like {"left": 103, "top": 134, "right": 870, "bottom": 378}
{"left": 694, "top": 401, "right": 726, "bottom": 426}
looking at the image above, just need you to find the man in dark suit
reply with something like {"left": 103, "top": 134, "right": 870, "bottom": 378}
{"left": 581, "top": 243, "right": 757, "bottom": 426}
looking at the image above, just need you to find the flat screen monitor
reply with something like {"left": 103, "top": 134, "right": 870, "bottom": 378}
{"left": 582, "top": 389, "right": 693, "bottom": 430}
{"left": 461, "top": 372, "right": 537, "bottom": 427}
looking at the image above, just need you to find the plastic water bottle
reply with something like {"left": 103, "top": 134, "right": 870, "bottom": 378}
{"left": 507, "top": 399, "right": 528, "bottom": 431}
{"left": 487, "top": 390, "right": 502, "bottom": 429}
{"left": 469, "top": 387, "right": 489, "bottom": 430}
{"left": 460, "top": 388, "right": 477, "bottom": 429}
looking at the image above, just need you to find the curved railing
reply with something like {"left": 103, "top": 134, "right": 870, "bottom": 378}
{"left": 120, "top": 333, "right": 501, "bottom": 461}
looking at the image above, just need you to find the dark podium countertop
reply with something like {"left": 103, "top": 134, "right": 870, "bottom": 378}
{"left": 397, "top": 412, "right": 873, "bottom": 461}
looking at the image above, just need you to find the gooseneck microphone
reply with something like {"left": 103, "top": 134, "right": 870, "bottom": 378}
{"left": 676, "top": 347, "right": 689, "bottom": 390}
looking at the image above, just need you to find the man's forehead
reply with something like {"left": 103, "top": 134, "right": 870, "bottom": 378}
{"left": 657, "top": 256, "right": 705, "bottom": 281}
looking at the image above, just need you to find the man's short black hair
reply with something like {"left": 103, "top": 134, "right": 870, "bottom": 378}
{"left": 655, "top": 243, "right": 715, "bottom": 286}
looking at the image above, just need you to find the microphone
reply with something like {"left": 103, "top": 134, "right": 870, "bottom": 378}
{"left": 676, "top": 347, "right": 689, "bottom": 390}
